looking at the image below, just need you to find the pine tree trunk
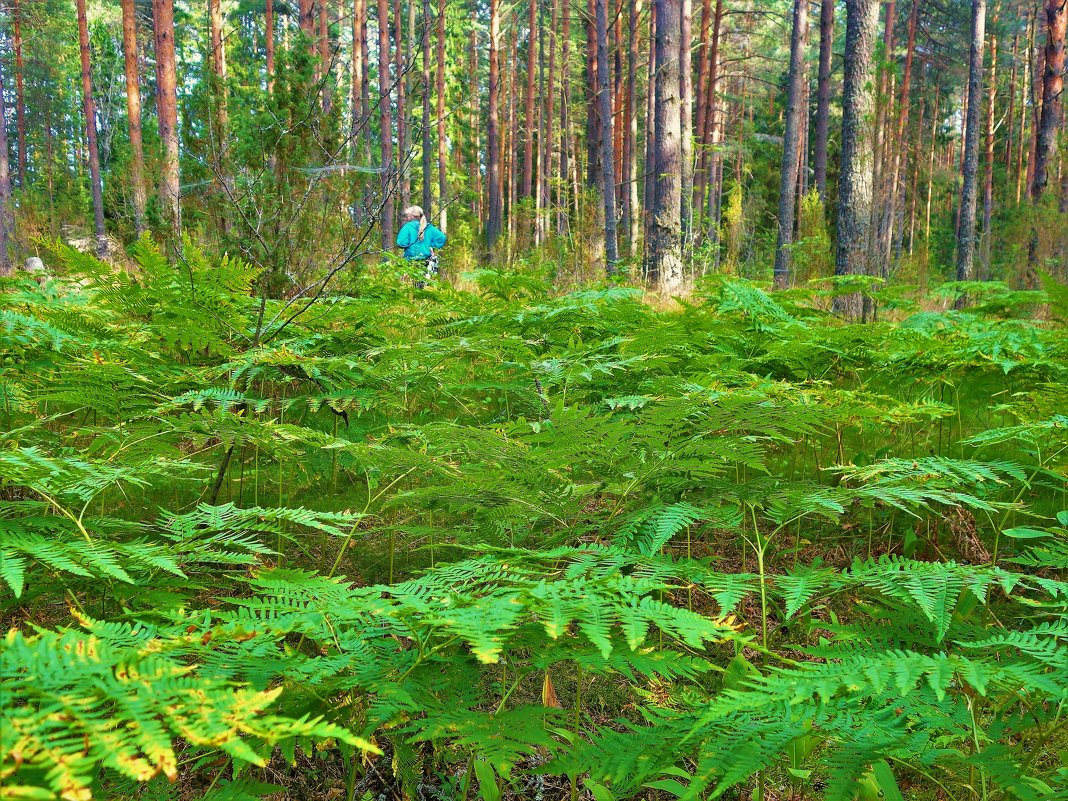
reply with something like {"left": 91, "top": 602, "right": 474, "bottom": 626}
{"left": 351, "top": 0, "right": 362, "bottom": 151}
{"left": 585, "top": 0, "right": 600, "bottom": 189}
{"left": 651, "top": 0, "right": 682, "bottom": 292}
{"left": 702, "top": 0, "right": 723, "bottom": 237}
{"left": 980, "top": 33, "right": 996, "bottom": 280}
{"left": 773, "top": 0, "right": 809, "bottom": 289}
{"left": 267, "top": 0, "right": 275, "bottom": 92}
{"left": 154, "top": 0, "right": 181, "bottom": 248}
{"left": 543, "top": 0, "right": 559, "bottom": 241}
{"left": 422, "top": 0, "right": 433, "bottom": 215}
{"left": 833, "top": 0, "right": 880, "bottom": 319}
{"left": 377, "top": 0, "right": 395, "bottom": 247}
{"left": 596, "top": 0, "right": 619, "bottom": 267}
{"left": 955, "top": 0, "right": 985, "bottom": 284}
{"left": 558, "top": 0, "right": 572, "bottom": 233}
{"left": 813, "top": 0, "right": 833, "bottom": 200}
{"left": 693, "top": 0, "right": 712, "bottom": 222}
{"left": 299, "top": 0, "right": 316, "bottom": 48}
{"left": 209, "top": 0, "right": 233, "bottom": 227}
{"left": 1026, "top": 14, "right": 1043, "bottom": 193}
{"left": 0, "top": 58, "right": 12, "bottom": 274}
{"left": 394, "top": 0, "right": 409, "bottom": 209}
{"left": 679, "top": 0, "right": 693, "bottom": 246}
{"left": 623, "top": 0, "right": 640, "bottom": 255}
{"left": 470, "top": 31, "right": 483, "bottom": 221}
{"left": 885, "top": 0, "right": 918, "bottom": 267}
{"left": 521, "top": 0, "right": 539, "bottom": 198}
{"left": 487, "top": 0, "right": 502, "bottom": 250}
{"left": 642, "top": 0, "right": 657, "bottom": 271}
{"left": 1004, "top": 31, "right": 1018, "bottom": 169}
{"left": 77, "top": 0, "right": 108, "bottom": 257}
{"left": 121, "top": 0, "right": 148, "bottom": 235}
{"left": 1026, "top": 0, "right": 1066, "bottom": 286}
{"left": 436, "top": 0, "right": 447, "bottom": 230}
{"left": 13, "top": 0, "right": 26, "bottom": 187}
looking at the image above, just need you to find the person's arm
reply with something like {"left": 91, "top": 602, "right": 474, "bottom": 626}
{"left": 396, "top": 223, "right": 414, "bottom": 248}
{"left": 429, "top": 227, "right": 447, "bottom": 248}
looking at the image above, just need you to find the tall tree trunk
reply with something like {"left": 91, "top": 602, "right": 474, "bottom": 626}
{"left": 436, "top": 0, "right": 447, "bottom": 229}
{"left": 651, "top": 0, "right": 682, "bottom": 292}
{"left": 596, "top": 0, "right": 619, "bottom": 267}
{"left": 13, "top": 0, "right": 26, "bottom": 187}
{"left": 0, "top": 57, "right": 12, "bottom": 274}
{"left": 980, "top": 32, "right": 996, "bottom": 280}
{"left": 813, "top": 0, "right": 834, "bottom": 200}
{"left": 701, "top": 0, "right": 723, "bottom": 237}
{"left": 487, "top": 0, "right": 502, "bottom": 249}
{"left": 885, "top": 0, "right": 919, "bottom": 267}
{"left": 394, "top": 0, "right": 409, "bottom": 208}
{"left": 422, "top": 0, "right": 433, "bottom": 215}
{"left": 1026, "top": 12, "right": 1043, "bottom": 193}
{"left": 266, "top": 0, "right": 275, "bottom": 92}
{"left": 299, "top": 0, "right": 316, "bottom": 49}
{"left": 121, "top": 0, "right": 148, "bottom": 235}
{"left": 773, "top": 0, "right": 809, "bottom": 289}
{"left": 585, "top": 0, "right": 600, "bottom": 188}
{"left": 642, "top": 0, "right": 658, "bottom": 270}
{"left": 955, "top": 0, "right": 986, "bottom": 284}
{"left": 1016, "top": 12, "right": 1032, "bottom": 203}
{"left": 559, "top": 0, "right": 572, "bottom": 233}
{"left": 351, "top": 0, "right": 363, "bottom": 150}
{"left": 320, "top": 0, "right": 333, "bottom": 110}
{"left": 506, "top": 35, "right": 518, "bottom": 237}
{"left": 1026, "top": 0, "right": 1067, "bottom": 285}
{"left": 536, "top": 0, "right": 546, "bottom": 240}
{"left": 1005, "top": 30, "right": 1018, "bottom": 169}
{"left": 77, "top": 0, "right": 108, "bottom": 257}
{"left": 377, "top": 0, "right": 395, "bottom": 247}
{"left": 543, "top": 0, "right": 559, "bottom": 240}
{"left": 693, "top": 0, "right": 712, "bottom": 221}
{"left": 522, "top": 0, "right": 539, "bottom": 198}
{"left": 470, "top": 30, "right": 483, "bottom": 221}
{"left": 833, "top": 0, "right": 880, "bottom": 319}
{"left": 623, "top": 0, "right": 640, "bottom": 255}
{"left": 679, "top": 0, "right": 693, "bottom": 246}
{"left": 208, "top": 0, "right": 232, "bottom": 226}
{"left": 154, "top": 0, "right": 181, "bottom": 247}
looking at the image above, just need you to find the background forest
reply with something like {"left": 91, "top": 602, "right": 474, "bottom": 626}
{"left": 1, "top": 0, "right": 1068, "bottom": 800}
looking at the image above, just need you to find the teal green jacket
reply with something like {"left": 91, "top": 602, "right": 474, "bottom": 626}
{"left": 396, "top": 220, "right": 446, "bottom": 260}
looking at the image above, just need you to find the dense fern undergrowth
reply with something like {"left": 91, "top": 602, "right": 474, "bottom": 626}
{"left": 2, "top": 242, "right": 1067, "bottom": 801}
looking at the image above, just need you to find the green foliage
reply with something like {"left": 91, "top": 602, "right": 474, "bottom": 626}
{"left": 2, "top": 268, "right": 1067, "bottom": 800}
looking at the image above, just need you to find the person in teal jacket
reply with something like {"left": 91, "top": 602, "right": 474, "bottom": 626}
{"left": 397, "top": 205, "right": 446, "bottom": 285}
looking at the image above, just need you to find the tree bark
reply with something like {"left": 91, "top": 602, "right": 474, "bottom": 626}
{"left": 1004, "top": 30, "right": 1018, "bottom": 169}
{"left": 487, "top": 0, "right": 502, "bottom": 250}
{"left": 955, "top": 0, "right": 985, "bottom": 284}
{"left": 521, "top": 0, "right": 539, "bottom": 198}
{"left": 13, "top": 0, "right": 26, "bottom": 187}
{"left": 154, "top": 0, "right": 182, "bottom": 248}
{"left": 378, "top": 0, "right": 396, "bottom": 247}
{"left": 693, "top": 0, "right": 712, "bottom": 220}
{"left": 773, "top": 0, "right": 809, "bottom": 289}
{"left": 0, "top": 56, "right": 12, "bottom": 274}
{"left": 422, "top": 0, "right": 433, "bottom": 215}
{"left": 980, "top": 32, "right": 996, "bottom": 280}
{"left": 394, "top": 0, "right": 409, "bottom": 209}
{"left": 1026, "top": 0, "right": 1066, "bottom": 285}
{"left": 813, "top": 0, "right": 834, "bottom": 201}
{"left": 623, "top": 0, "right": 641, "bottom": 255}
{"left": 701, "top": 0, "right": 723, "bottom": 237}
{"left": 77, "top": 0, "right": 108, "bottom": 257}
{"left": 642, "top": 0, "right": 657, "bottom": 271}
{"left": 884, "top": 0, "right": 919, "bottom": 267}
{"left": 267, "top": 0, "right": 275, "bottom": 92}
{"left": 543, "top": 0, "right": 559, "bottom": 241}
{"left": 470, "top": 31, "right": 483, "bottom": 221}
{"left": 121, "top": 0, "right": 148, "bottom": 235}
{"left": 833, "top": 0, "right": 880, "bottom": 319}
{"left": 559, "top": 0, "right": 572, "bottom": 232}
{"left": 351, "top": 0, "right": 362, "bottom": 149}
{"left": 596, "top": 0, "right": 619, "bottom": 267}
{"left": 436, "top": 0, "right": 447, "bottom": 230}
{"left": 651, "top": 0, "right": 683, "bottom": 292}
{"left": 585, "top": 0, "right": 600, "bottom": 188}
{"left": 299, "top": 0, "right": 316, "bottom": 49}
{"left": 679, "top": 0, "right": 693, "bottom": 246}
